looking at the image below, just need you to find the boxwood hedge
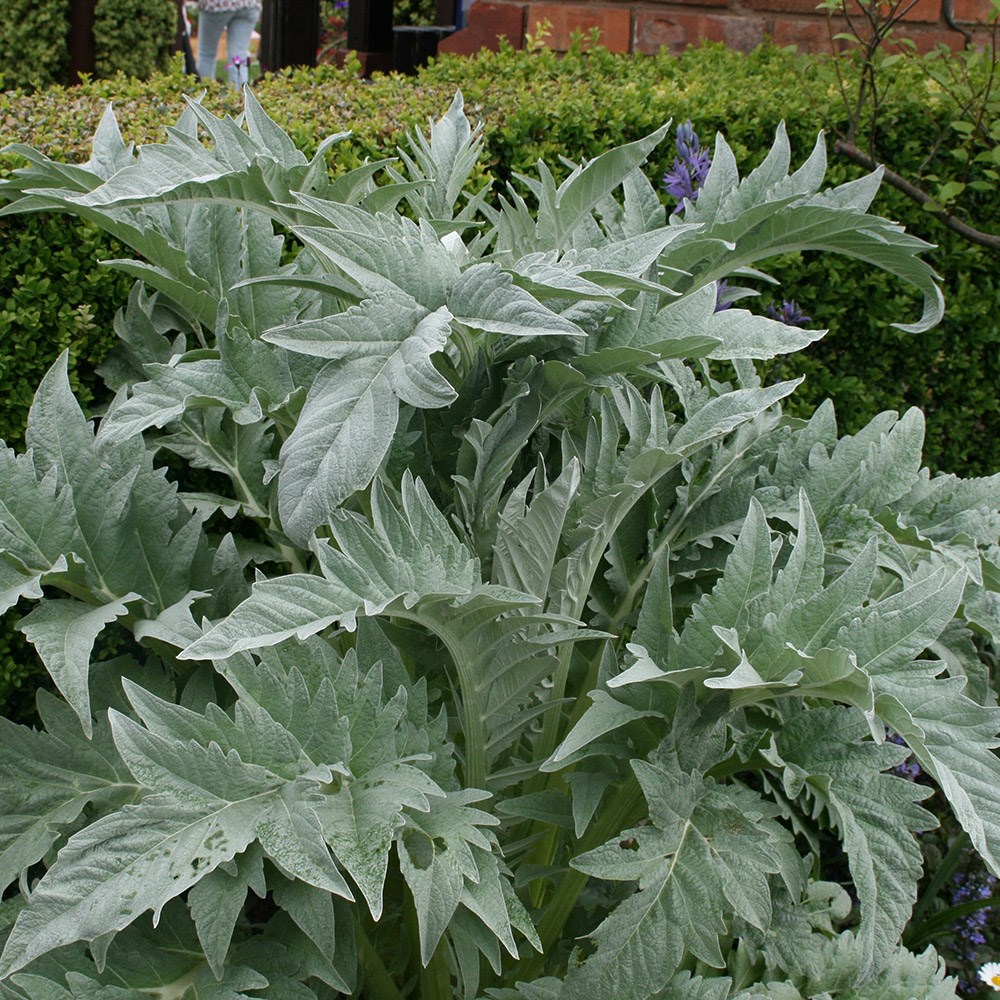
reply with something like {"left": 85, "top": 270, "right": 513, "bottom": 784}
{"left": 0, "top": 0, "right": 176, "bottom": 92}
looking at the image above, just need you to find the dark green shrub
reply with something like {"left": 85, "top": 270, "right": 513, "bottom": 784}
{"left": 0, "top": 216, "right": 129, "bottom": 436}
{"left": 0, "top": 214, "right": 132, "bottom": 719}
{"left": 94, "top": 0, "right": 177, "bottom": 80}
{"left": 0, "top": 0, "right": 176, "bottom": 91}
{"left": 4, "top": 42, "right": 990, "bottom": 480}
{"left": 0, "top": 0, "right": 70, "bottom": 91}
{"left": 394, "top": 0, "right": 438, "bottom": 24}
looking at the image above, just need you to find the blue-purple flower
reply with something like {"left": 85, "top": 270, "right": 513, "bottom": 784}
{"left": 885, "top": 729, "right": 922, "bottom": 780}
{"left": 953, "top": 870, "right": 996, "bottom": 946}
{"left": 714, "top": 278, "right": 734, "bottom": 313}
{"left": 765, "top": 299, "right": 812, "bottom": 327}
{"left": 953, "top": 865, "right": 997, "bottom": 993}
{"left": 228, "top": 55, "right": 250, "bottom": 87}
{"left": 662, "top": 121, "right": 711, "bottom": 213}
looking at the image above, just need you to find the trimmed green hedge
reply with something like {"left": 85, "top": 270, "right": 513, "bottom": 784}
{"left": 0, "top": 0, "right": 176, "bottom": 91}
{"left": 94, "top": 0, "right": 176, "bottom": 81}
{"left": 0, "top": 0, "right": 71, "bottom": 92}
{"left": 0, "top": 217, "right": 130, "bottom": 438}
{"left": 0, "top": 43, "right": 997, "bottom": 712}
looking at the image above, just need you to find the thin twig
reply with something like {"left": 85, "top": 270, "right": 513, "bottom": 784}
{"left": 835, "top": 139, "right": 1000, "bottom": 249}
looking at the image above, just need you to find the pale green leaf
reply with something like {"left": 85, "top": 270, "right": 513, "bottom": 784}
{"left": 678, "top": 497, "right": 773, "bottom": 669}
{"left": 450, "top": 265, "right": 584, "bottom": 338}
{"left": 314, "top": 760, "right": 443, "bottom": 919}
{"left": 0, "top": 696, "right": 135, "bottom": 894}
{"left": 789, "top": 538, "right": 878, "bottom": 655}
{"left": 461, "top": 853, "right": 539, "bottom": 960}
{"left": 4, "top": 354, "right": 216, "bottom": 617}
{"left": 565, "top": 768, "right": 796, "bottom": 1000}
{"left": 97, "top": 328, "right": 301, "bottom": 447}
{"left": 84, "top": 103, "right": 135, "bottom": 180}
{"left": 492, "top": 461, "right": 580, "bottom": 600}
{"left": 705, "top": 307, "right": 825, "bottom": 360}
{"left": 844, "top": 944, "right": 959, "bottom": 999}
{"left": 668, "top": 129, "right": 942, "bottom": 333}
{"left": 841, "top": 568, "right": 966, "bottom": 678}
{"left": 631, "top": 283, "right": 823, "bottom": 360}
{"left": 188, "top": 844, "right": 265, "bottom": 977}
{"left": 536, "top": 123, "right": 671, "bottom": 250}
{"left": 270, "top": 877, "right": 353, "bottom": 993}
{"left": 399, "top": 790, "right": 499, "bottom": 963}
{"left": 774, "top": 707, "right": 936, "bottom": 976}
{"left": 876, "top": 663, "right": 1000, "bottom": 874}
{"left": 293, "top": 213, "right": 459, "bottom": 307}
{"left": 262, "top": 289, "right": 429, "bottom": 360}
{"left": 761, "top": 408, "right": 926, "bottom": 525}
{"left": 390, "top": 90, "right": 488, "bottom": 222}
{"left": 256, "top": 791, "right": 354, "bottom": 899}
{"left": 0, "top": 789, "right": 273, "bottom": 977}
{"left": 630, "top": 542, "right": 675, "bottom": 669}
{"left": 182, "top": 474, "right": 499, "bottom": 661}
{"left": 18, "top": 595, "right": 137, "bottom": 737}
{"left": 180, "top": 572, "right": 362, "bottom": 659}
{"left": 109, "top": 709, "right": 282, "bottom": 804}
{"left": 769, "top": 490, "right": 825, "bottom": 613}
{"left": 0, "top": 449, "right": 75, "bottom": 581}
{"left": 277, "top": 356, "right": 399, "bottom": 543}
{"left": 669, "top": 380, "right": 801, "bottom": 455}
{"left": 276, "top": 308, "right": 455, "bottom": 543}
{"left": 215, "top": 640, "right": 354, "bottom": 770}
{"left": 544, "top": 691, "right": 663, "bottom": 769}
{"left": 120, "top": 680, "right": 308, "bottom": 781}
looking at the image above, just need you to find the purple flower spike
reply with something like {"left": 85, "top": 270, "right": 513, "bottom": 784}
{"left": 662, "top": 121, "right": 711, "bottom": 214}
{"left": 675, "top": 121, "right": 702, "bottom": 163}
{"left": 714, "top": 279, "right": 733, "bottom": 313}
{"left": 950, "top": 863, "right": 997, "bottom": 982}
{"left": 765, "top": 299, "right": 812, "bottom": 327}
{"left": 227, "top": 55, "right": 249, "bottom": 87}
{"left": 885, "top": 729, "right": 923, "bottom": 780}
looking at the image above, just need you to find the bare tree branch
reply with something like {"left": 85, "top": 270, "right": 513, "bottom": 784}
{"left": 835, "top": 140, "right": 1000, "bottom": 250}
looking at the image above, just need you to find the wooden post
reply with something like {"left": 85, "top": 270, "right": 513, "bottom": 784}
{"left": 346, "top": 0, "right": 393, "bottom": 73}
{"left": 259, "top": 0, "right": 321, "bottom": 73}
{"left": 68, "top": 0, "right": 96, "bottom": 80}
{"left": 435, "top": 0, "right": 457, "bottom": 26}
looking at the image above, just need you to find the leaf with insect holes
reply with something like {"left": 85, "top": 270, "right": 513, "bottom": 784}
{"left": 563, "top": 759, "right": 800, "bottom": 1000}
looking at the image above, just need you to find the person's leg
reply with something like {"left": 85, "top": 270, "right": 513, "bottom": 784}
{"left": 196, "top": 9, "right": 226, "bottom": 80}
{"left": 225, "top": 6, "right": 260, "bottom": 85}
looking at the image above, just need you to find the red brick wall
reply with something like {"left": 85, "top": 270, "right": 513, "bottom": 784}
{"left": 439, "top": 0, "right": 994, "bottom": 57}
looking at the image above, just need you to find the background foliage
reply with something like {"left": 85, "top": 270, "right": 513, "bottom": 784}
{"left": 0, "top": 0, "right": 71, "bottom": 92}
{"left": 2, "top": 45, "right": 997, "bottom": 474}
{"left": 93, "top": 0, "right": 177, "bottom": 81}
{"left": 0, "top": 0, "right": 176, "bottom": 91}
